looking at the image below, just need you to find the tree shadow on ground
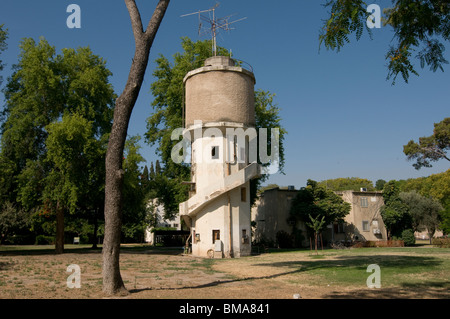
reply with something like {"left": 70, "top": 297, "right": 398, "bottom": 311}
{"left": 323, "top": 281, "right": 450, "bottom": 298}
{"left": 129, "top": 254, "right": 447, "bottom": 298}
{"left": 0, "top": 246, "right": 102, "bottom": 256}
{"left": 0, "top": 245, "right": 184, "bottom": 256}
{"left": 128, "top": 268, "right": 302, "bottom": 294}
{"left": 0, "top": 261, "right": 14, "bottom": 271}
{"left": 256, "top": 254, "right": 442, "bottom": 272}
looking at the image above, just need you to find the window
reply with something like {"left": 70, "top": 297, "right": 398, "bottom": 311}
{"left": 211, "top": 146, "right": 219, "bottom": 159}
{"left": 212, "top": 230, "right": 220, "bottom": 244}
{"left": 362, "top": 220, "right": 370, "bottom": 232}
{"left": 241, "top": 187, "right": 246, "bottom": 202}
{"left": 333, "top": 222, "right": 344, "bottom": 233}
{"left": 242, "top": 229, "right": 249, "bottom": 244}
{"left": 361, "top": 197, "right": 368, "bottom": 208}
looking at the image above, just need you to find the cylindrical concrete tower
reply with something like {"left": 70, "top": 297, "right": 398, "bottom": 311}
{"left": 179, "top": 56, "right": 260, "bottom": 258}
{"left": 184, "top": 56, "right": 255, "bottom": 128}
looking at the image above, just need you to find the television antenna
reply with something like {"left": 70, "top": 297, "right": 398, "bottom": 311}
{"left": 181, "top": 2, "right": 247, "bottom": 56}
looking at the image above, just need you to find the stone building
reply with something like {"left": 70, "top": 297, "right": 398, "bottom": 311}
{"left": 334, "top": 190, "right": 387, "bottom": 242}
{"left": 179, "top": 56, "right": 260, "bottom": 258}
{"left": 144, "top": 199, "right": 181, "bottom": 245}
{"left": 252, "top": 187, "right": 388, "bottom": 246}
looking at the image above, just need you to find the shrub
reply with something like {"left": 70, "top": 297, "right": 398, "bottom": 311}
{"left": 34, "top": 235, "right": 54, "bottom": 245}
{"left": 276, "top": 230, "right": 293, "bottom": 248}
{"left": 352, "top": 240, "right": 405, "bottom": 248}
{"left": 432, "top": 237, "right": 450, "bottom": 248}
{"left": 401, "top": 229, "right": 416, "bottom": 246}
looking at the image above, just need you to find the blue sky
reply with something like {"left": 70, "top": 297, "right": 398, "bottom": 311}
{"left": 1, "top": 0, "right": 449, "bottom": 189}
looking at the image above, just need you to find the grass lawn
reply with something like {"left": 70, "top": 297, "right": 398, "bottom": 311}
{"left": 0, "top": 244, "right": 449, "bottom": 299}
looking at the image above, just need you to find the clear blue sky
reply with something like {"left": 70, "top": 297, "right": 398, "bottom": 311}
{"left": 1, "top": 0, "right": 448, "bottom": 189}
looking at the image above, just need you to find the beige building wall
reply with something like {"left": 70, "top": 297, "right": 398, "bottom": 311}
{"left": 252, "top": 188, "right": 306, "bottom": 245}
{"left": 335, "top": 190, "right": 387, "bottom": 241}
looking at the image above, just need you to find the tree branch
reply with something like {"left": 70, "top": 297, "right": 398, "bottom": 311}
{"left": 144, "top": 0, "right": 170, "bottom": 42}
{"left": 124, "top": 0, "right": 144, "bottom": 43}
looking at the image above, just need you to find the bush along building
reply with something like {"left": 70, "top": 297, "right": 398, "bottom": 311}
{"left": 179, "top": 56, "right": 260, "bottom": 258}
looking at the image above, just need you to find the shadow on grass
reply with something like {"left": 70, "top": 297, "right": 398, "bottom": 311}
{"left": 0, "top": 244, "right": 184, "bottom": 256}
{"left": 0, "top": 261, "right": 14, "bottom": 271}
{"left": 129, "top": 254, "right": 446, "bottom": 298}
{"left": 323, "top": 281, "right": 450, "bottom": 298}
{"left": 0, "top": 245, "right": 101, "bottom": 256}
{"left": 256, "top": 254, "right": 442, "bottom": 272}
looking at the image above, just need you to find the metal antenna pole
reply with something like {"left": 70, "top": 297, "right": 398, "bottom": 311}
{"left": 181, "top": 2, "right": 246, "bottom": 57}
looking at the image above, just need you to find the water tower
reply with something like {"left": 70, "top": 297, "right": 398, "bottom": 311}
{"left": 179, "top": 55, "right": 260, "bottom": 258}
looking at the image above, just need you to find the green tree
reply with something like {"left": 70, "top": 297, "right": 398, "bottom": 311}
{"left": 1, "top": 37, "right": 115, "bottom": 252}
{"left": 289, "top": 179, "right": 351, "bottom": 240}
{"left": 0, "top": 201, "right": 29, "bottom": 244}
{"left": 380, "top": 181, "right": 413, "bottom": 238}
{"left": 122, "top": 135, "right": 148, "bottom": 242}
{"left": 141, "top": 165, "right": 150, "bottom": 193}
{"left": 306, "top": 214, "right": 326, "bottom": 254}
{"left": 401, "top": 169, "right": 450, "bottom": 234}
{"left": 399, "top": 190, "right": 443, "bottom": 243}
{"left": 375, "top": 179, "right": 387, "bottom": 190}
{"left": 319, "top": 0, "right": 450, "bottom": 84}
{"left": 258, "top": 184, "right": 280, "bottom": 194}
{"left": 43, "top": 113, "right": 106, "bottom": 253}
{"left": 0, "top": 24, "right": 8, "bottom": 87}
{"left": 146, "top": 37, "right": 287, "bottom": 211}
{"left": 318, "top": 177, "right": 375, "bottom": 191}
{"left": 403, "top": 117, "right": 450, "bottom": 170}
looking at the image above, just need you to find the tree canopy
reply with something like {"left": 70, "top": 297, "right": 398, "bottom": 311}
{"left": 318, "top": 177, "right": 375, "bottom": 191}
{"left": 0, "top": 37, "right": 116, "bottom": 249}
{"left": 0, "top": 24, "right": 7, "bottom": 87}
{"left": 403, "top": 117, "right": 450, "bottom": 170}
{"left": 289, "top": 179, "right": 351, "bottom": 234}
{"left": 399, "top": 190, "right": 443, "bottom": 242}
{"left": 400, "top": 169, "right": 450, "bottom": 234}
{"left": 320, "top": 0, "right": 450, "bottom": 84}
{"left": 380, "top": 180, "right": 413, "bottom": 238}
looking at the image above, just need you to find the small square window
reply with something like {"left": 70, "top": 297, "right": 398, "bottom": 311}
{"left": 212, "top": 230, "right": 220, "bottom": 244}
{"left": 241, "top": 187, "right": 246, "bottom": 202}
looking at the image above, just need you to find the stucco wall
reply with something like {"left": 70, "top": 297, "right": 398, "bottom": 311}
{"left": 337, "top": 191, "right": 387, "bottom": 241}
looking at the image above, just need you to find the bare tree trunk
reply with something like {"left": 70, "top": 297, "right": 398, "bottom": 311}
{"left": 314, "top": 232, "right": 318, "bottom": 254}
{"left": 55, "top": 201, "right": 64, "bottom": 254}
{"left": 102, "top": 0, "right": 170, "bottom": 296}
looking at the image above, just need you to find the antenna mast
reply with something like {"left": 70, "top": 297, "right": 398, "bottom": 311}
{"left": 181, "top": 2, "right": 246, "bottom": 56}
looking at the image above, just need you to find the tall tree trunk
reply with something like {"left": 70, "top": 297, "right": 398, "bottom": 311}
{"left": 92, "top": 208, "right": 99, "bottom": 249}
{"left": 102, "top": 0, "right": 170, "bottom": 296}
{"left": 55, "top": 201, "right": 64, "bottom": 254}
{"left": 314, "top": 232, "right": 318, "bottom": 254}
